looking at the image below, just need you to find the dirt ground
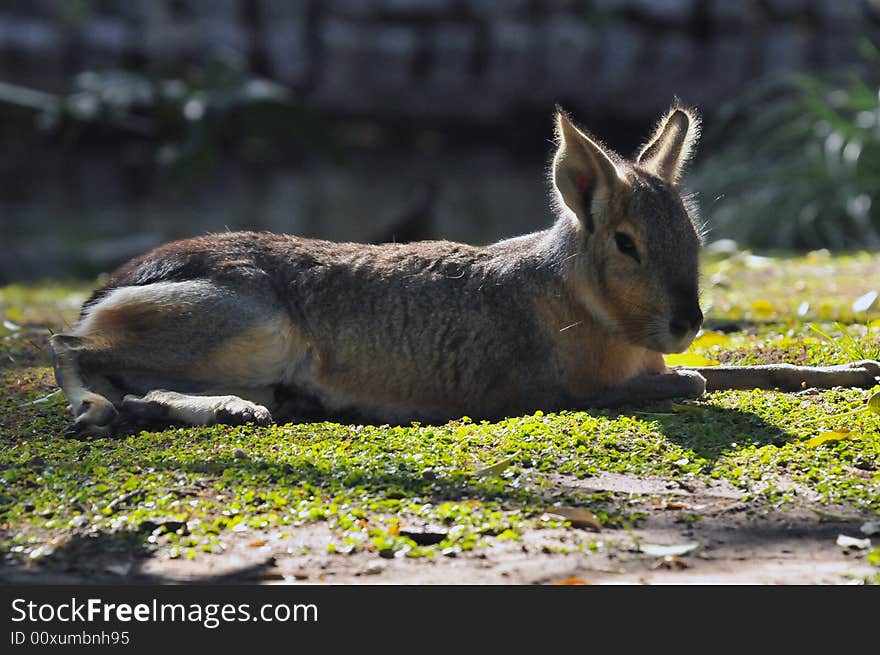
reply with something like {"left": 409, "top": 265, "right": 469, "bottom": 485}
{"left": 3, "top": 471, "right": 874, "bottom": 586}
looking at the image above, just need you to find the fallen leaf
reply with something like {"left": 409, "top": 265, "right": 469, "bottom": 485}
{"left": 804, "top": 430, "right": 854, "bottom": 448}
{"left": 852, "top": 290, "right": 878, "bottom": 313}
{"left": 836, "top": 534, "right": 871, "bottom": 550}
{"left": 691, "top": 330, "right": 731, "bottom": 349}
{"left": 639, "top": 542, "right": 700, "bottom": 557}
{"left": 664, "top": 502, "right": 685, "bottom": 510}
{"left": 361, "top": 562, "right": 385, "bottom": 576}
{"left": 868, "top": 392, "right": 880, "bottom": 415}
{"left": 387, "top": 523, "right": 400, "bottom": 536}
{"left": 476, "top": 452, "right": 519, "bottom": 477}
{"left": 750, "top": 299, "right": 775, "bottom": 316}
{"left": 652, "top": 555, "right": 689, "bottom": 570}
{"left": 248, "top": 540, "right": 266, "bottom": 547}
{"left": 551, "top": 576, "right": 590, "bottom": 585}
{"left": 664, "top": 353, "right": 720, "bottom": 367}
{"left": 546, "top": 507, "right": 602, "bottom": 531}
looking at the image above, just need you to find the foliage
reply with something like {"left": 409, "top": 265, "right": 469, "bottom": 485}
{"left": 0, "top": 58, "right": 335, "bottom": 186}
{"left": 1, "top": 253, "right": 879, "bottom": 576}
{"left": 692, "top": 39, "right": 880, "bottom": 250}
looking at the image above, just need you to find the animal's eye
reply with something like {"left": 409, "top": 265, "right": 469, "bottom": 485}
{"left": 614, "top": 232, "right": 640, "bottom": 262}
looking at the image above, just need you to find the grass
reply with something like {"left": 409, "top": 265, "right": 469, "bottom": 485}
{"left": 1, "top": 251, "right": 879, "bottom": 575}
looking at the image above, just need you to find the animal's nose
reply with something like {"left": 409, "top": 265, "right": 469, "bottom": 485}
{"left": 669, "top": 306, "right": 703, "bottom": 337}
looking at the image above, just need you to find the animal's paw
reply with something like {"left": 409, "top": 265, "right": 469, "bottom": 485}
{"left": 670, "top": 369, "right": 707, "bottom": 398}
{"left": 851, "top": 360, "right": 880, "bottom": 376}
{"left": 212, "top": 397, "right": 273, "bottom": 427}
{"left": 842, "top": 360, "right": 880, "bottom": 388}
{"left": 68, "top": 393, "right": 118, "bottom": 438}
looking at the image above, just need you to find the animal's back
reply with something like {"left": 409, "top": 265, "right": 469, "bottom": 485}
{"left": 86, "top": 231, "right": 561, "bottom": 422}
{"left": 52, "top": 103, "right": 708, "bottom": 436}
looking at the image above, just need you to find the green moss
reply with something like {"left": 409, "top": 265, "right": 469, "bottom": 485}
{"left": 1, "top": 256, "right": 879, "bottom": 565}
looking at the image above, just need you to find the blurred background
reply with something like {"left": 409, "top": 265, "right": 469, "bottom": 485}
{"left": 1, "top": 0, "right": 879, "bottom": 283}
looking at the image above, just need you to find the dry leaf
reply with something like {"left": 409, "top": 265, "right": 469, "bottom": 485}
{"left": 551, "top": 576, "right": 590, "bottom": 585}
{"left": 868, "top": 392, "right": 880, "bottom": 416}
{"left": 546, "top": 506, "right": 602, "bottom": 531}
{"left": 388, "top": 523, "right": 400, "bottom": 536}
{"left": 652, "top": 555, "right": 689, "bottom": 570}
{"left": 639, "top": 542, "right": 700, "bottom": 557}
{"left": 248, "top": 540, "right": 266, "bottom": 547}
{"left": 804, "top": 430, "right": 854, "bottom": 448}
{"left": 664, "top": 502, "right": 685, "bottom": 510}
{"left": 476, "top": 453, "right": 519, "bottom": 477}
{"left": 852, "top": 291, "right": 878, "bottom": 313}
{"left": 836, "top": 534, "right": 871, "bottom": 550}
{"left": 751, "top": 299, "right": 775, "bottom": 316}
{"left": 691, "top": 330, "right": 731, "bottom": 349}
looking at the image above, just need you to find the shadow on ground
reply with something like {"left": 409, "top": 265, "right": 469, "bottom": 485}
{"left": 0, "top": 531, "right": 278, "bottom": 584}
{"left": 2, "top": 497, "right": 874, "bottom": 585}
{"left": 643, "top": 405, "right": 792, "bottom": 460}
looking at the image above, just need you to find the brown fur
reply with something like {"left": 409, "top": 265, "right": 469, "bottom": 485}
{"left": 50, "top": 104, "right": 880, "bottom": 435}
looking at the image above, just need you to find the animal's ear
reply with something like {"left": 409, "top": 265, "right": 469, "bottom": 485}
{"left": 552, "top": 109, "right": 622, "bottom": 232}
{"left": 636, "top": 103, "right": 700, "bottom": 184}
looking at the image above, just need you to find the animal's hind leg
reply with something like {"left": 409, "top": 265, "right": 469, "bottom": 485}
{"left": 121, "top": 390, "right": 273, "bottom": 427}
{"left": 53, "top": 279, "right": 305, "bottom": 435}
{"left": 50, "top": 333, "right": 120, "bottom": 436}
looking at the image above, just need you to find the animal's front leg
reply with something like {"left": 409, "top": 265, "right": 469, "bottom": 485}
{"left": 584, "top": 369, "right": 707, "bottom": 408}
{"left": 686, "top": 360, "right": 880, "bottom": 392}
{"left": 121, "top": 390, "right": 274, "bottom": 427}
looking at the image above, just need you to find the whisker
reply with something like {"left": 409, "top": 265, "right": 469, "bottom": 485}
{"left": 559, "top": 321, "right": 584, "bottom": 332}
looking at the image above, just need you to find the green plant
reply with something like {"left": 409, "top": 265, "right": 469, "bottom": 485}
{"left": 0, "top": 58, "right": 335, "bottom": 186}
{"left": 810, "top": 322, "right": 880, "bottom": 361}
{"left": 692, "top": 39, "right": 880, "bottom": 250}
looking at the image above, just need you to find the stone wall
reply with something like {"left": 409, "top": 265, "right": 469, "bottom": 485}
{"left": 2, "top": 1, "right": 879, "bottom": 282}
{"left": 1, "top": 0, "right": 877, "bottom": 124}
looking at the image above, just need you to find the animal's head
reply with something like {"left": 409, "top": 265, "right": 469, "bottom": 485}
{"left": 551, "top": 102, "right": 703, "bottom": 354}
